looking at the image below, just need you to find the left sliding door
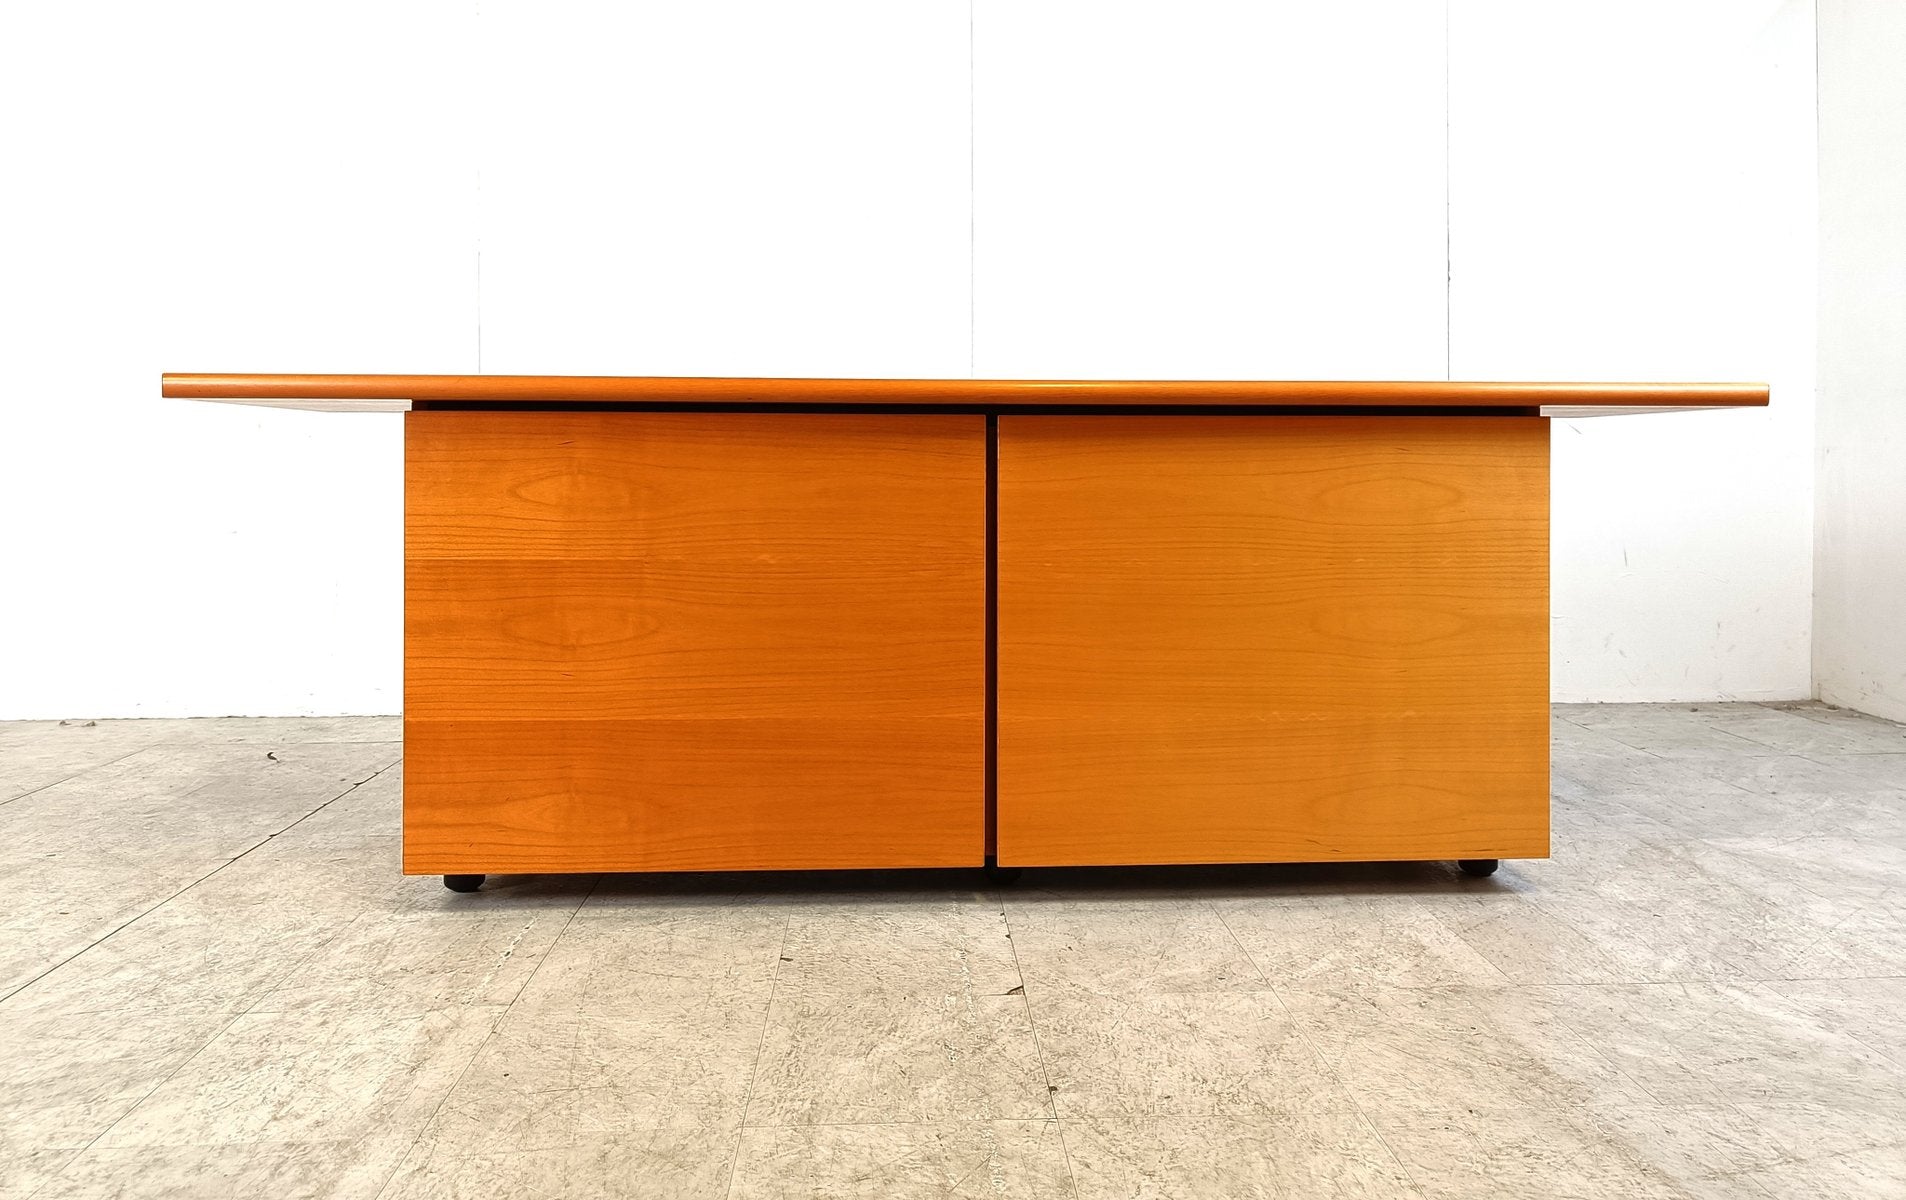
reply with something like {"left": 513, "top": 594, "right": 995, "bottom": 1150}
{"left": 402, "top": 411, "right": 986, "bottom": 875}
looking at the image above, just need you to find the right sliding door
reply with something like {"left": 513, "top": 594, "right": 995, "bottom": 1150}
{"left": 996, "top": 415, "right": 1550, "bottom": 866}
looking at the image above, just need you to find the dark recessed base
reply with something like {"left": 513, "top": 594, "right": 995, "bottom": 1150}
{"left": 443, "top": 874, "right": 485, "bottom": 893}
{"left": 1456, "top": 859, "right": 1500, "bottom": 878}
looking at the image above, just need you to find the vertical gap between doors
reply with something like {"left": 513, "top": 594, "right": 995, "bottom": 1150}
{"left": 984, "top": 411, "right": 998, "bottom": 865}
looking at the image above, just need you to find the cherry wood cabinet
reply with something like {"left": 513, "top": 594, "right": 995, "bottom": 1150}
{"left": 165, "top": 374, "right": 1765, "bottom": 887}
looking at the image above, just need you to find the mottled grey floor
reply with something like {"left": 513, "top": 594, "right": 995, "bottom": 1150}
{"left": 2, "top": 702, "right": 1904, "bottom": 1199}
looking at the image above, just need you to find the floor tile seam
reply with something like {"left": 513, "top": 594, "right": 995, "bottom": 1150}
{"left": 0, "top": 997, "right": 247, "bottom": 1021}
{"left": 371, "top": 1131, "right": 727, "bottom": 1160}
{"left": 1741, "top": 978, "right": 1906, "bottom": 1073}
{"left": 360, "top": 876, "right": 598, "bottom": 1200}
{"left": 43, "top": 1134, "right": 389, "bottom": 1154}
{"left": 1723, "top": 746, "right": 1898, "bottom": 765}
{"left": 1409, "top": 891, "right": 1520, "bottom": 988}
{"left": 229, "top": 913, "right": 388, "bottom": 1022}
{"left": 251, "top": 889, "right": 593, "bottom": 996}
{"left": 734, "top": 1116, "right": 1065, "bottom": 1132}
{"left": 1684, "top": 727, "right": 1820, "bottom": 755}
{"left": 1054, "top": 1103, "right": 1373, "bottom": 1120}
{"left": 1571, "top": 784, "right": 1759, "bottom": 816}
{"left": 1553, "top": 713, "right": 1609, "bottom": 731}
{"left": 1215, "top": 913, "right": 1423, "bottom": 1194}
{"left": 1788, "top": 755, "right": 1906, "bottom": 792}
{"left": 1207, "top": 899, "right": 1275, "bottom": 989}
{"left": 1514, "top": 893, "right": 1674, "bottom": 985}
{"left": 1586, "top": 799, "right": 1716, "bottom": 846}
{"left": 1252, "top": 976, "right": 1339, "bottom": 1078}
{"left": 1811, "top": 1017, "right": 1906, "bottom": 1076}
{"left": 487, "top": 872, "right": 601, "bottom": 1021}
{"left": 999, "top": 894, "right": 1079, "bottom": 1198}
{"left": 29, "top": 753, "right": 414, "bottom": 1010}
{"left": 1545, "top": 1118, "right": 1716, "bottom": 1196}
{"left": 479, "top": 881, "right": 602, "bottom": 1015}
{"left": 1755, "top": 969, "right": 1906, "bottom": 984}
{"left": 1726, "top": 1173, "right": 1787, "bottom": 1199}
{"left": 1601, "top": 739, "right": 1723, "bottom": 765}
{"left": 1677, "top": 716, "right": 1867, "bottom": 754}
{"left": 724, "top": 909, "right": 794, "bottom": 1199}
{"left": 232, "top": 858, "right": 492, "bottom": 1021}
{"left": 1552, "top": 724, "right": 1676, "bottom": 762}
{"left": 1571, "top": 1018, "right": 1748, "bottom": 1109}
{"left": 1777, "top": 702, "right": 1906, "bottom": 731}
{"left": 261, "top": 755, "right": 404, "bottom": 842}
{"left": 1700, "top": 815, "right": 1881, "bottom": 848}
{"left": 365, "top": 891, "right": 599, "bottom": 1200}
{"left": 0, "top": 743, "right": 166, "bottom": 811}
{"left": 1457, "top": 981, "right": 1679, "bottom": 1108}
{"left": 1290, "top": 1098, "right": 1442, "bottom": 1200}
{"left": 1041, "top": 980, "right": 1396, "bottom": 1001}
{"left": 1123, "top": 904, "right": 1246, "bottom": 994}
{"left": 63, "top": 993, "right": 267, "bottom": 1166}
{"left": 1687, "top": 836, "right": 1893, "bottom": 909}
{"left": 14, "top": 1148, "right": 82, "bottom": 1200}
{"left": 1684, "top": 1159, "right": 1795, "bottom": 1198}
{"left": 1738, "top": 887, "right": 1888, "bottom": 978}
{"left": 0, "top": 821, "right": 307, "bottom": 1008}
{"left": 1743, "top": 1121, "right": 1906, "bottom": 1170}
{"left": 9, "top": 742, "right": 395, "bottom": 826}
{"left": 1579, "top": 1101, "right": 1791, "bottom": 1192}
{"left": 941, "top": 1145, "right": 1002, "bottom": 1198}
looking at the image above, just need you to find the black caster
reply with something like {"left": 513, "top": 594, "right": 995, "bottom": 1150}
{"left": 1457, "top": 859, "right": 1499, "bottom": 878}
{"left": 443, "top": 874, "right": 485, "bottom": 893}
{"left": 983, "top": 860, "right": 1022, "bottom": 885}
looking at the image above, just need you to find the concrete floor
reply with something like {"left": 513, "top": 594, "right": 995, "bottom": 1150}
{"left": 1, "top": 703, "right": 1903, "bottom": 1199}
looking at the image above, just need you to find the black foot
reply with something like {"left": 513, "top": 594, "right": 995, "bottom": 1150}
{"left": 982, "top": 861, "right": 1023, "bottom": 885}
{"left": 443, "top": 874, "right": 485, "bottom": 893}
{"left": 1456, "top": 859, "right": 1499, "bottom": 878}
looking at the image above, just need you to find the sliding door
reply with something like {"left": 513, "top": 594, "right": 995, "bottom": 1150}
{"left": 403, "top": 411, "right": 986, "bottom": 873}
{"left": 997, "top": 415, "right": 1549, "bottom": 866}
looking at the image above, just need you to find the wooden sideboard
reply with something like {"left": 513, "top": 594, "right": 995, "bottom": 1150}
{"left": 165, "top": 375, "right": 1767, "bottom": 890}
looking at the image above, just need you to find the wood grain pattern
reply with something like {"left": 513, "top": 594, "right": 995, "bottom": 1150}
{"left": 404, "top": 559, "right": 970, "bottom": 721}
{"left": 162, "top": 372, "right": 1769, "bottom": 415}
{"left": 995, "top": 416, "right": 1550, "bottom": 866}
{"left": 403, "top": 411, "right": 985, "bottom": 874}
{"left": 402, "top": 718, "right": 977, "bottom": 873}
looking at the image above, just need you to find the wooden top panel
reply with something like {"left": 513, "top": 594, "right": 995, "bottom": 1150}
{"left": 161, "top": 373, "right": 1768, "bottom": 416}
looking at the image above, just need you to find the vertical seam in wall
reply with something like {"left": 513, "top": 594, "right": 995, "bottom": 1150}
{"left": 1810, "top": 0, "right": 1822, "bottom": 700}
{"left": 474, "top": 0, "right": 484, "bottom": 374}
{"left": 1444, "top": 0, "right": 1453, "bottom": 381}
{"left": 969, "top": 0, "right": 977, "bottom": 378}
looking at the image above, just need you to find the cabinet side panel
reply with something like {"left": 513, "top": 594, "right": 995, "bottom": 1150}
{"left": 403, "top": 411, "right": 986, "bottom": 873}
{"left": 996, "top": 416, "right": 1549, "bottom": 865}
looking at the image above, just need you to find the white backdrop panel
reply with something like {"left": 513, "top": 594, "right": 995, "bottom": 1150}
{"left": 1450, "top": 0, "right": 1815, "bottom": 701}
{"left": 973, "top": 0, "right": 1448, "bottom": 379}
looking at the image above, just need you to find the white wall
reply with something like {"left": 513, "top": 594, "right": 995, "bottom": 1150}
{"left": 1452, "top": 0, "right": 1816, "bottom": 702}
{"left": 974, "top": 2, "right": 1447, "bottom": 380}
{"left": 0, "top": 1, "right": 1817, "bottom": 719}
{"left": 474, "top": 2, "right": 971, "bottom": 378}
{"left": 1815, "top": 0, "right": 1906, "bottom": 722}
{"left": 0, "top": 1, "right": 475, "bottom": 720}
